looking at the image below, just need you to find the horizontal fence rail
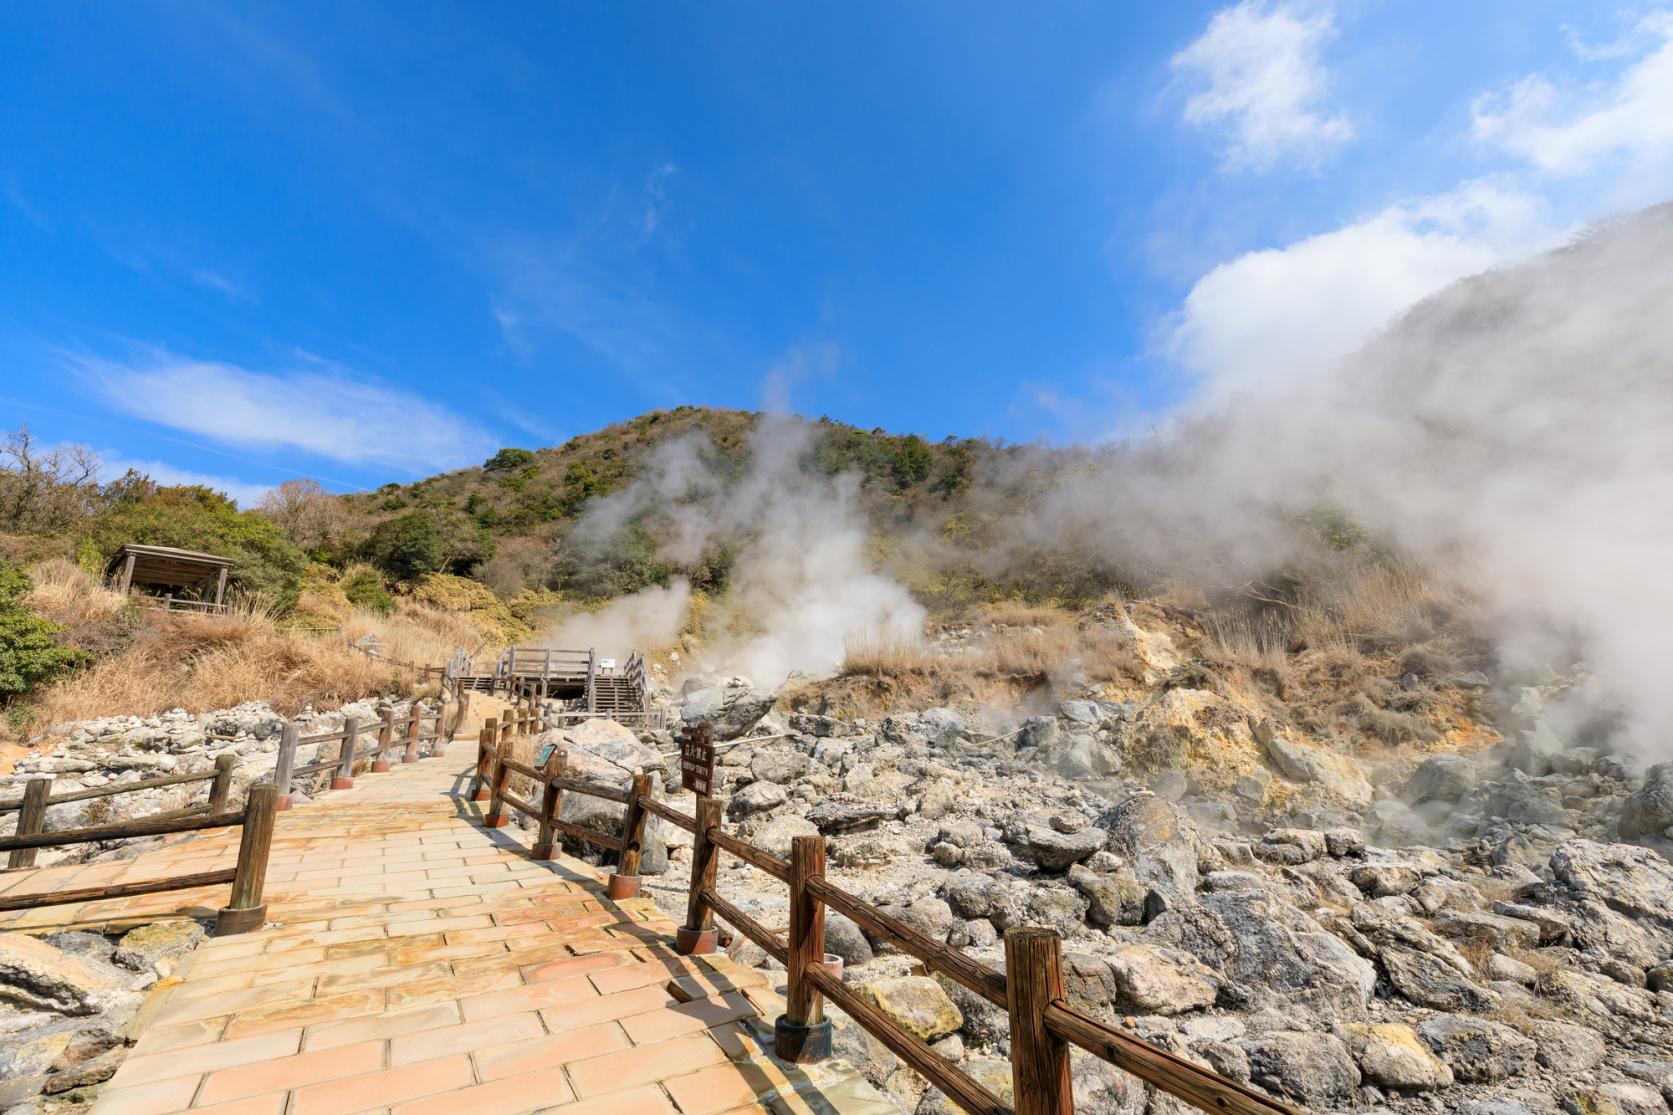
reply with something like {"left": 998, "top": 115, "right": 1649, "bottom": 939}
{"left": 462, "top": 717, "right": 1301, "bottom": 1115}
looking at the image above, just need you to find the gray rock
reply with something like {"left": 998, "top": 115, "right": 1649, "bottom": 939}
{"left": 749, "top": 749, "right": 811, "bottom": 785}
{"left": 806, "top": 795, "right": 895, "bottom": 833}
{"left": 677, "top": 684, "right": 777, "bottom": 740}
{"left": 1416, "top": 1015, "right": 1535, "bottom": 1083}
{"left": 1530, "top": 1020, "right": 1606, "bottom": 1072}
{"left": 1378, "top": 944, "right": 1498, "bottom": 1012}
{"left": 1099, "top": 794, "right": 1201, "bottom": 912}
{"left": 1007, "top": 823, "right": 1105, "bottom": 873}
{"left": 1106, "top": 945, "right": 1217, "bottom": 1015}
{"left": 823, "top": 911, "right": 874, "bottom": 967}
{"left": 1550, "top": 839, "right": 1673, "bottom": 926}
{"left": 1265, "top": 736, "right": 1373, "bottom": 806}
{"left": 1621, "top": 764, "right": 1673, "bottom": 840}
{"left": 0, "top": 935, "right": 138, "bottom": 1017}
{"left": 862, "top": 976, "right": 962, "bottom": 1040}
{"left": 753, "top": 814, "right": 818, "bottom": 858}
{"left": 1492, "top": 901, "right": 1573, "bottom": 945}
{"left": 1509, "top": 718, "right": 1567, "bottom": 775}
{"left": 1054, "top": 733, "right": 1120, "bottom": 780}
{"left": 1564, "top": 1083, "right": 1669, "bottom": 1115}
{"left": 1350, "top": 863, "right": 1424, "bottom": 897}
{"left": 1240, "top": 1031, "right": 1359, "bottom": 1106}
{"left": 1405, "top": 755, "right": 1478, "bottom": 803}
{"left": 1066, "top": 864, "right": 1147, "bottom": 927}
{"left": 919, "top": 707, "right": 967, "bottom": 747}
{"left": 728, "top": 780, "right": 787, "bottom": 816}
{"left": 1433, "top": 910, "right": 1542, "bottom": 950}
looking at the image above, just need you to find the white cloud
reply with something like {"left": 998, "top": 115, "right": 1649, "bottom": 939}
{"left": 1168, "top": 182, "right": 1556, "bottom": 396}
{"left": 73, "top": 350, "right": 496, "bottom": 474}
{"left": 1473, "top": 13, "right": 1673, "bottom": 187}
{"left": 1172, "top": 0, "right": 1353, "bottom": 172}
{"left": 96, "top": 453, "right": 274, "bottom": 509}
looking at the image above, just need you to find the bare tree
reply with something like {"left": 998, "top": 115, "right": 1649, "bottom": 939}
{"left": 0, "top": 424, "right": 100, "bottom": 533}
{"left": 257, "top": 478, "right": 346, "bottom": 550}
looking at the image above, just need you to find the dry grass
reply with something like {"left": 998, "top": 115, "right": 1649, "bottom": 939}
{"left": 841, "top": 610, "right": 1142, "bottom": 687}
{"left": 9, "top": 561, "right": 500, "bottom": 739}
{"left": 1201, "top": 612, "right": 1293, "bottom": 690}
{"left": 840, "top": 633, "right": 943, "bottom": 677}
{"left": 978, "top": 600, "right": 1071, "bottom": 629}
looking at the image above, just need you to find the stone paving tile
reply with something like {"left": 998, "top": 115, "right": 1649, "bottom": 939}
{"left": 0, "top": 723, "right": 896, "bottom": 1115}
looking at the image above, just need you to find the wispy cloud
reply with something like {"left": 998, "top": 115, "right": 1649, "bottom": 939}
{"left": 491, "top": 241, "right": 684, "bottom": 371}
{"left": 639, "top": 163, "right": 679, "bottom": 242}
{"left": 188, "top": 267, "right": 252, "bottom": 301}
{"left": 70, "top": 347, "right": 496, "bottom": 474}
{"left": 1473, "top": 12, "right": 1673, "bottom": 186}
{"left": 1172, "top": 0, "right": 1352, "bottom": 172}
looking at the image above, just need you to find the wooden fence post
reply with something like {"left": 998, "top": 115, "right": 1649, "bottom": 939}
{"left": 1006, "top": 927, "right": 1073, "bottom": 1115}
{"left": 402, "top": 710, "right": 421, "bottom": 764}
{"left": 484, "top": 740, "right": 511, "bottom": 829}
{"left": 775, "top": 833, "right": 832, "bottom": 1062}
{"left": 207, "top": 752, "right": 238, "bottom": 814}
{"left": 332, "top": 718, "right": 360, "bottom": 790}
{"left": 586, "top": 647, "right": 597, "bottom": 713}
{"left": 216, "top": 782, "right": 277, "bottom": 935}
{"left": 470, "top": 721, "right": 496, "bottom": 801}
{"left": 372, "top": 709, "right": 394, "bottom": 772}
{"left": 273, "top": 722, "right": 298, "bottom": 811}
{"left": 7, "top": 779, "right": 51, "bottom": 869}
{"left": 607, "top": 773, "right": 653, "bottom": 899}
{"left": 532, "top": 747, "right": 566, "bottom": 859}
{"left": 447, "top": 690, "right": 471, "bottom": 745}
{"left": 676, "top": 796, "right": 723, "bottom": 954}
{"left": 499, "top": 713, "right": 513, "bottom": 748}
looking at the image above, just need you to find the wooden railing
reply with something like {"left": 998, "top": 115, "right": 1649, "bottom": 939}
{"left": 0, "top": 776, "right": 279, "bottom": 935}
{"left": 466, "top": 719, "right": 1300, "bottom": 1115}
{"left": 272, "top": 704, "right": 454, "bottom": 811}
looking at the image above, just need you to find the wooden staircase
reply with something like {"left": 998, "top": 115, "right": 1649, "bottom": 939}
{"left": 445, "top": 646, "right": 651, "bottom": 718}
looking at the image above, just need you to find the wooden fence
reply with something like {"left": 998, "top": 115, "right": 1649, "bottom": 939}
{"left": 271, "top": 703, "right": 454, "bottom": 810}
{"left": 468, "top": 719, "right": 1300, "bottom": 1115}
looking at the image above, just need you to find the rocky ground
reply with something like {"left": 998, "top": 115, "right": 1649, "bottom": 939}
{"left": 522, "top": 665, "right": 1673, "bottom": 1115}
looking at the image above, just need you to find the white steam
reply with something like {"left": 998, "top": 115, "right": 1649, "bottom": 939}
{"left": 540, "top": 580, "right": 692, "bottom": 661}
{"left": 566, "top": 416, "right": 925, "bottom": 684}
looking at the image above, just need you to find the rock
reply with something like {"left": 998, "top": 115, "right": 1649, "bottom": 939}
{"left": 1324, "top": 828, "right": 1366, "bottom": 857}
{"left": 919, "top": 707, "right": 966, "bottom": 747}
{"left": 1405, "top": 755, "right": 1478, "bottom": 804}
{"left": 1069, "top": 1048, "right": 1148, "bottom": 1115}
{"left": 0, "top": 1028, "right": 73, "bottom": 1108}
{"left": 1565, "top": 1083, "right": 1670, "bottom": 1115}
{"left": 728, "top": 781, "right": 787, "bottom": 816}
{"left": 945, "top": 874, "right": 1015, "bottom": 922}
{"left": 1060, "top": 700, "right": 1102, "bottom": 725}
{"left": 546, "top": 718, "right": 666, "bottom": 778}
{"left": 1098, "top": 795, "right": 1201, "bottom": 912}
{"left": 1510, "top": 718, "right": 1567, "bottom": 775}
{"left": 1257, "top": 829, "right": 1327, "bottom": 865}
{"left": 806, "top": 795, "right": 895, "bottom": 833}
{"left": 753, "top": 814, "right": 818, "bottom": 858}
{"left": 862, "top": 976, "right": 962, "bottom": 1040}
{"left": 0, "top": 935, "right": 137, "bottom": 1017}
{"left": 1492, "top": 901, "right": 1573, "bottom": 945}
{"left": 1054, "top": 733, "right": 1120, "bottom": 780}
{"left": 677, "top": 684, "right": 777, "bottom": 740}
{"left": 1341, "top": 1023, "right": 1454, "bottom": 1091}
{"left": 1433, "top": 910, "right": 1542, "bottom": 950}
{"left": 1349, "top": 863, "right": 1424, "bottom": 897}
{"left": 1378, "top": 944, "right": 1498, "bottom": 1012}
{"left": 749, "top": 749, "right": 811, "bottom": 785}
{"left": 1530, "top": 1020, "right": 1607, "bottom": 1072}
{"left": 898, "top": 898, "right": 956, "bottom": 943}
{"left": 1416, "top": 1015, "right": 1535, "bottom": 1083}
{"left": 1621, "top": 764, "right": 1673, "bottom": 839}
{"left": 1008, "top": 823, "right": 1105, "bottom": 873}
{"left": 917, "top": 778, "right": 960, "bottom": 822}
{"left": 1067, "top": 864, "right": 1147, "bottom": 928}
{"left": 112, "top": 921, "right": 204, "bottom": 978}
{"left": 823, "top": 911, "right": 874, "bottom": 967}
{"left": 1239, "top": 1031, "right": 1359, "bottom": 1107}
{"left": 1265, "top": 736, "right": 1374, "bottom": 806}
{"left": 1106, "top": 945, "right": 1217, "bottom": 1015}
{"left": 1550, "top": 840, "right": 1673, "bottom": 926}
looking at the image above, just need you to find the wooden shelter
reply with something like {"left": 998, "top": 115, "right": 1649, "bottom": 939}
{"left": 106, "top": 544, "right": 233, "bottom": 613}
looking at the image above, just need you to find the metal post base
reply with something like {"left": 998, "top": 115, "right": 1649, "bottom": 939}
{"left": 330, "top": 777, "right": 353, "bottom": 790}
{"left": 371, "top": 760, "right": 391, "bottom": 773}
{"left": 773, "top": 1015, "right": 833, "bottom": 1063}
{"left": 275, "top": 795, "right": 293, "bottom": 812}
{"left": 215, "top": 903, "right": 267, "bottom": 936}
{"left": 606, "top": 874, "right": 640, "bottom": 900}
{"left": 401, "top": 754, "right": 419, "bottom": 764}
{"left": 531, "top": 842, "right": 556, "bottom": 860}
{"left": 470, "top": 788, "right": 490, "bottom": 801}
{"left": 676, "top": 926, "right": 718, "bottom": 955}
{"left": 483, "top": 813, "right": 508, "bottom": 829}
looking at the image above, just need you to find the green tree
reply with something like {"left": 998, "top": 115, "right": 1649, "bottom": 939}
{"left": 0, "top": 562, "right": 88, "bottom": 700}
{"left": 892, "top": 435, "right": 934, "bottom": 488}
{"left": 365, "top": 512, "right": 446, "bottom": 580}
{"left": 483, "top": 447, "right": 536, "bottom": 472}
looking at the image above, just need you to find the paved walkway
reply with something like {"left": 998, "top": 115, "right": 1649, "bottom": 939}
{"left": 0, "top": 739, "right": 896, "bottom": 1115}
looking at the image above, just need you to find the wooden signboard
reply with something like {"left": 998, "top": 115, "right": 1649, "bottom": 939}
{"left": 679, "top": 722, "right": 716, "bottom": 797}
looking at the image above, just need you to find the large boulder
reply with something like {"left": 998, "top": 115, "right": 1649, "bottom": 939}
{"left": 1098, "top": 794, "right": 1202, "bottom": 912}
{"left": 0, "top": 935, "right": 138, "bottom": 1017}
{"left": 112, "top": 921, "right": 203, "bottom": 979}
{"left": 1105, "top": 945, "right": 1217, "bottom": 1015}
{"left": 1239, "top": 1031, "right": 1359, "bottom": 1107}
{"left": 1416, "top": 1016, "right": 1535, "bottom": 1084}
{"left": 678, "top": 684, "right": 777, "bottom": 740}
{"left": 1340, "top": 1023, "right": 1454, "bottom": 1091}
{"left": 1621, "top": 764, "right": 1673, "bottom": 840}
{"left": 1005, "top": 821, "right": 1105, "bottom": 873}
{"left": 1404, "top": 755, "right": 1478, "bottom": 804}
{"left": 1550, "top": 840, "right": 1673, "bottom": 927}
{"left": 728, "top": 781, "right": 788, "bottom": 816}
{"left": 750, "top": 749, "right": 812, "bottom": 785}
{"left": 1265, "top": 735, "right": 1373, "bottom": 807}
{"left": 541, "top": 719, "right": 666, "bottom": 782}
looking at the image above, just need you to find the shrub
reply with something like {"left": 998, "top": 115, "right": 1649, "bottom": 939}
{"left": 342, "top": 568, "right": 393, "bottom": 614}
{"left": 483, "top": 447, "right": 536, "bottom": 472}
{"left": 366, "top": 512, "right": 445, "bottom": 580}
{"left": 0, "top": 561, "right": 88, "bottom": 700}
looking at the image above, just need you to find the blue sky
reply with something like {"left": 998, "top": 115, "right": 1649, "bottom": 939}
{"left": 3, "top": 2, "right": 1671, "bottom": 504}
